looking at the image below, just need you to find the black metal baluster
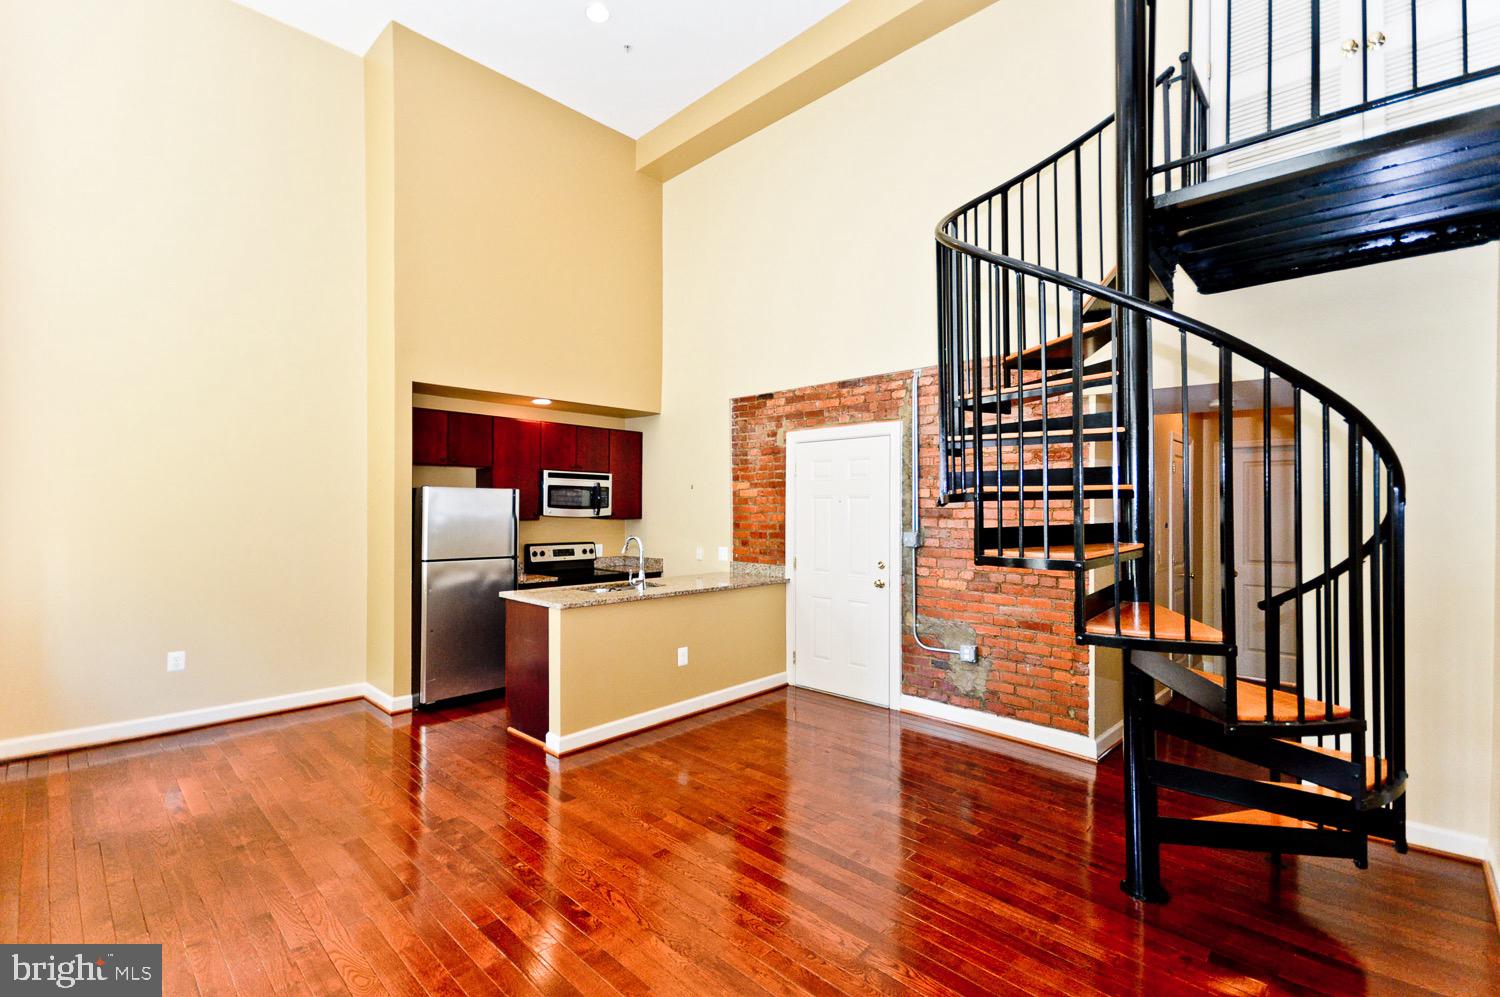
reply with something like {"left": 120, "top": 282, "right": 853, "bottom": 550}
{"left": 1220, "top": 347, "right": 1237, "bottom": 717}
{"left": 1226, "top": 0, "right": 1235, "bottom": 142}
{"left": 1322, "top": 404, "right": 1333, "bottom": 721}
{"left": 1267, "top": 0, "right": 1275, "bottom": 133}
{"left": 972, "top": 255, "right": 985, "bottom": 566}
{"left": 1411, "top": 0, "right": 1419, "bottom": 91}
{"left": 1293, "top": 387, "right": 1305, "bottom": 721}
{"left": 1371, "top": 456, "right": 1383, "bottom": 785}
{"left": 1073, "top": 291, "right": 1086, "bottom": 569}
{"left": 1263, "top": 370, "right": 1275, "bottom": 722}
{"left": 1311, "top": 0, "right": 1322, "bottom": 118}
{"left": 1182, "top": 329, "right": 1192, "bottom": 643}
{"left": 1347, "top": 431, "right": 1366, "bottom": 808}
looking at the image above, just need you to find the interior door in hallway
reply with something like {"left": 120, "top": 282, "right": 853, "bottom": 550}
{"left": 1232, "top": 441, "right": 1300, "bottom": 684}
{"left": 790, "top": 432, "right": 895, "bottom": 707}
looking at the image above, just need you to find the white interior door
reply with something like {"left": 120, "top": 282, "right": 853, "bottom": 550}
{"left": 790, "top": 433, "right": 894, "bottom": 707}
{"left": 1232, "top": 443, "right": 1299, "bottom": 683}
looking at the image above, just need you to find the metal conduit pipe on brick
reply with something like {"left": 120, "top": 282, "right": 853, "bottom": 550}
{"left": 908, "top": 369, "right": 966, "bottom": 660}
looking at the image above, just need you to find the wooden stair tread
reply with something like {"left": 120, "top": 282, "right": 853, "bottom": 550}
{"left": 989, "top": 542, "right": 1145, "bottom": 561}
{"left": 1084, "top": 602, "right": 1223, "bottom": 642}
{"left": 1191, "top": 669, "right": 1353, "bottom": 723}
{"left": 993, "top": 482, "right": 1134, "bottom": 495}
{"left": 1195, "top": 809, "right": 1314, "bottom": 829}
{"left": 1280, "top": 741, "right": 1390, "bottom": 790}
{"left": 1259, "top": 779, "right": 1350, "bottom": 800}
{"left": 999, "top": 319, "right": 1113, "bottom": 366}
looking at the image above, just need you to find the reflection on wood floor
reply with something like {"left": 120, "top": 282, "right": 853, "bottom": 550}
{"left": 3, "top": 687, "right": 1496, "bottom": 995}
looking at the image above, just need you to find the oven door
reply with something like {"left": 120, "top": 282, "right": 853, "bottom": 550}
{"left": 542, "top": 471, "right": 612, "bottom": 517}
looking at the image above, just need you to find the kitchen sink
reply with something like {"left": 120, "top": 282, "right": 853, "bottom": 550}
{"left": 591, "top": 581, "right": 665, "bottom": 594}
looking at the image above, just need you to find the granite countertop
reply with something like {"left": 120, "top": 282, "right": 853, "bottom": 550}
{"left": 516, "top": 571, "right": 558, "bottom": 585}
{"left": 500, "top": 563, "right": 785, "bottom": 609}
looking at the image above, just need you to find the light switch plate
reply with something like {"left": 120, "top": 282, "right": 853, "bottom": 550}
{"left": 167, "top": 650, "right": 186, "bottom": 672}
{"left": 695, "top": 545, "right": 704, "bottom": 561}
{"left": 717, "top": 546, "right": 729, "bottom": 562}
{"left": 677, "top": 646, "right": 689, "bottom": 667}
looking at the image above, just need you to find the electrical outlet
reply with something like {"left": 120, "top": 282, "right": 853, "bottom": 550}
{"left": 959, "top": 644, "right": 978, "bottom": 663}
{"left": 717, "top": 546, "right": 730, "bottom": 562}
{"left": 677, "top": 646, "right": 689, "bottom": 667}
{"left": 695, "top": 545, "right": 704, "bottom": 561}
{"left": 166, "top": 650, "right": 186, "bottom": 672}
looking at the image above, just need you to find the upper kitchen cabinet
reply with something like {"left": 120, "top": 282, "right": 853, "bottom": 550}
{"left": 538, "top": 421, "right": 578, "bottom": 471}
{"left": 446, "top": 412, "right": 493, "bottom": 467}
{"left": 608, "top": 429, "right": 643, "bottom": 519}
{"left": 480, "top": 418, "right": 542, "bottom": 520}
{"left": 576, "top": 426, "right": 611, "bottom": 472}
{"left": 413, "top": 408, "right": 449, "bottom": 465}
{"left": 540, "top": 422, "right": 612, "bottom": 472}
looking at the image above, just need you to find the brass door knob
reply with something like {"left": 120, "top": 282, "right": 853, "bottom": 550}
{"left": 874, "top": 579, "right": 887, "bottom": 589}
{"left": 1368, "top": 31, "right": 1386, "bottom": 47}
{"left": 1341, "top": 38, "right": 1360, "bottom": 55}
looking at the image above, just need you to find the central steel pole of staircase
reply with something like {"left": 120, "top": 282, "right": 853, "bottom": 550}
{"left": 1116, "top": 0, "right": 1167, "bottom": 904}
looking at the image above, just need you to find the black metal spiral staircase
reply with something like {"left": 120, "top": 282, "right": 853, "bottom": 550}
{"left": 935, "top": 0, "right": 1500, "bottom": 902}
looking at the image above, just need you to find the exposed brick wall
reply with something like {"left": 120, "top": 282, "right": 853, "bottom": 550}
{"left": 731, "top": 368, "right": 1090, "bottom": 734}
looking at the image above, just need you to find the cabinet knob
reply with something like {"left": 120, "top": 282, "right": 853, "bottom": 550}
{"left": 874, "top": 579, "right": 887, "bottom": 589}
{"left": 1341, "top": 38, "right": 1360, "bottom": 56}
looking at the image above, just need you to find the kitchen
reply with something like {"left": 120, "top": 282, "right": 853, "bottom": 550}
{"left": 410, "top": 397, "right": 787, "bottom": 752}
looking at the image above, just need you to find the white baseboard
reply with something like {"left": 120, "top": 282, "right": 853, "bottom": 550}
{"left": 1406, "top": 821, "right": 1489, "bottom": 861}
{"left": 362, "top": 684, "right": 416, "bottom": 715}
{"left": 547, "top": 673, "right": 788, "bottom": 755}
{"left": 0, "top": 681, "right": 409, "bottom": 761}
{"left": 899, "top": 695, "right": 1100, "bottom": 760}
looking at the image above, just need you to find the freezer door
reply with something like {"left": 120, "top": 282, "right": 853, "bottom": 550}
{"left": 417, "top": 487, "right": 518, "bottom": 560}
{"left": 417, "top": 556, "right": 514, "bottom": 704}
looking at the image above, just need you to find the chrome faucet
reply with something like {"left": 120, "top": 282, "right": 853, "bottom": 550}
{"left": 622, "top": 536, "right": 646, "bottom": 586}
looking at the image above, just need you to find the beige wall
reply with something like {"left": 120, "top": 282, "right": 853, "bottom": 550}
{"left": 392, "top": 26, "right": 662, "bottom": 414}
{"left": 643, "top": 0, "right": 1499, "bottom": 842}
{"left": 0, "top": 0, "right": 367, "bottom": 741}
{"left": 552, "top": 586, "right": 786, "bottom": 735}
{"left": 365, "top": 27, "right": 664, "bottom": 698}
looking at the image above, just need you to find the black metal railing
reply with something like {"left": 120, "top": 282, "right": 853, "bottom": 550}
{"left": 935, "top": 119, "right": 1407, "bottom": 805}
{"left": 1154, "top": 0, "right": 1500, "bottom": 184}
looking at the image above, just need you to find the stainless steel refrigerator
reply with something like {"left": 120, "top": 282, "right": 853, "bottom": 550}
{"left": 413, "top": 486, "right": 518, "bottom": 706}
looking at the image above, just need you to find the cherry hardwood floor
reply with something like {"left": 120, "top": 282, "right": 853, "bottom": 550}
{"left": 2, "top": 688, "right": 1496, "bottom": 995}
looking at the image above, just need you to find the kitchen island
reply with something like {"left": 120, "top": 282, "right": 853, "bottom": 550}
{"left": 500, "top": 566, "right": 787, "bottom": 755}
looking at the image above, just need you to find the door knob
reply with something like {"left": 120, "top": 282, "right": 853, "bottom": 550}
{"left": 1341, "top": 38, "right": 1360, "bottom": 56}
{"left": 1367, "top": 31, "right": 1386, "bottom": 47}
{"left": 874, "top": 579, "right": 887, "bottom": 589}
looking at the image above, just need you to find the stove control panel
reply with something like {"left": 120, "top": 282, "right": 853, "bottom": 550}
{"left": 525, "top": 542, "right": 599, "bottom": 565}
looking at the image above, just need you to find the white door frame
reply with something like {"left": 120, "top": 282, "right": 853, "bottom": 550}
{"left": 783, "top": 421, "right": 904, "bottom": 709}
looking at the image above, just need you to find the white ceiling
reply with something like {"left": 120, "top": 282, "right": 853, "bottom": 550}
{"left": 231, "top": 0, "right": 851, "bottom": 138}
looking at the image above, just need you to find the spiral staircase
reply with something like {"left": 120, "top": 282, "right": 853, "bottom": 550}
{"left": 935, "top": 0, "right": 1500, "bottom": 902}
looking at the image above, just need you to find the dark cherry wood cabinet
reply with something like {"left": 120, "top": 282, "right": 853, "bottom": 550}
{"left": 413, "top": 408, "right": 449, "bottom": 466}
{"left": 609, "top": 429, "right": 643, "bottom": 519}
{"left": 538, "top": 421, "right": 578, "bottom": 471}
{"left": 576, "top": 426, "right": 611, "bottom": 472}
{"left": 446, "top": 412, "right": 493, "bottom": 467}
{"left": 418, "top": 408, "right": 645, "bottom": 520}
{"left": 480, "top": 418, "right": 543, "bottom": 519}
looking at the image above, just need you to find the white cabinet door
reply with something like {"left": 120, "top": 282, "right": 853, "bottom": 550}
{"left": 790, "top": 434, "right": 894, "bottom": 707}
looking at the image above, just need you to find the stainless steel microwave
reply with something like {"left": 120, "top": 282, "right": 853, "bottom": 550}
{"left": 541, "top": 469, "right": 612, "bottom": 517}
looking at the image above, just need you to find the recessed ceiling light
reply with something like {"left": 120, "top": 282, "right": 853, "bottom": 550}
{"left": 585, "top": 3, "right": 610, "bottom": 24}
{"left": 531, "top": 398, "right": 553, "bottom": 406}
